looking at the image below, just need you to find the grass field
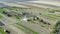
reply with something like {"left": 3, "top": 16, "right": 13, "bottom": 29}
{"left": 0, "top": 28, "right": 7, "bottom": 34}
{"left": 0, "top": 15, "right": 4, "bottom": 19}
{"left": 0, "top": 9, "right": 4, "bottom": 13}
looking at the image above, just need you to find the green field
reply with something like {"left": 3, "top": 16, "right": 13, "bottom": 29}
{"left": 0, "top": 9, "right": 4, "bottom": 13}
{"left": 0, "top": 28, "right": 7, "bottom": 34}
{"left": 0, "top": 15, "right": 4, "bottom": 19}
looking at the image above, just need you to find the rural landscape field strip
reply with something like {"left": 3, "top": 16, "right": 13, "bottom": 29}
{"left": 13, "top": 23, "right": 39, "bottom": 34}
{"left": 42, "top": 14, "right": 60, "bottom": 20}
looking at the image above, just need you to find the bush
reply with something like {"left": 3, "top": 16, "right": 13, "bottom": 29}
{"left": 52, "top": 29, "right": 59, "bottom": 33}
{"left": 55, "top": 21, "right": 60, "bottom": 27}
{"left": 27, "top": 19, "right": 34, "bottom": 23}
{"left": 40, "top": 19, "right": 43, "bottom": 22}
{"left": 2, "top": 11, "right": 7, "bottom": 14}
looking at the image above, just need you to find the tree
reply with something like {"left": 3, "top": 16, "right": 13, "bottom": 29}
{"left": 55, "top": 21, "right": 60, "bottom": 28}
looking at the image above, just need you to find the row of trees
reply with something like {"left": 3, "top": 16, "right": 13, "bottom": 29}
{"left": 37, "top": 18, "right": 50, "bottom": 25}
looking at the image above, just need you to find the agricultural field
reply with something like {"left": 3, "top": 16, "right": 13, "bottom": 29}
{"left": 0, "top": 7, "right": 60, "bottom": 34}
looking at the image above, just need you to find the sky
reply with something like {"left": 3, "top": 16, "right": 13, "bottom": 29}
{"left": 0, "top": 0, "right": 60, "bottom": 2}
{"left": 0, "top": 0, "right": 60, "bottom": 7}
